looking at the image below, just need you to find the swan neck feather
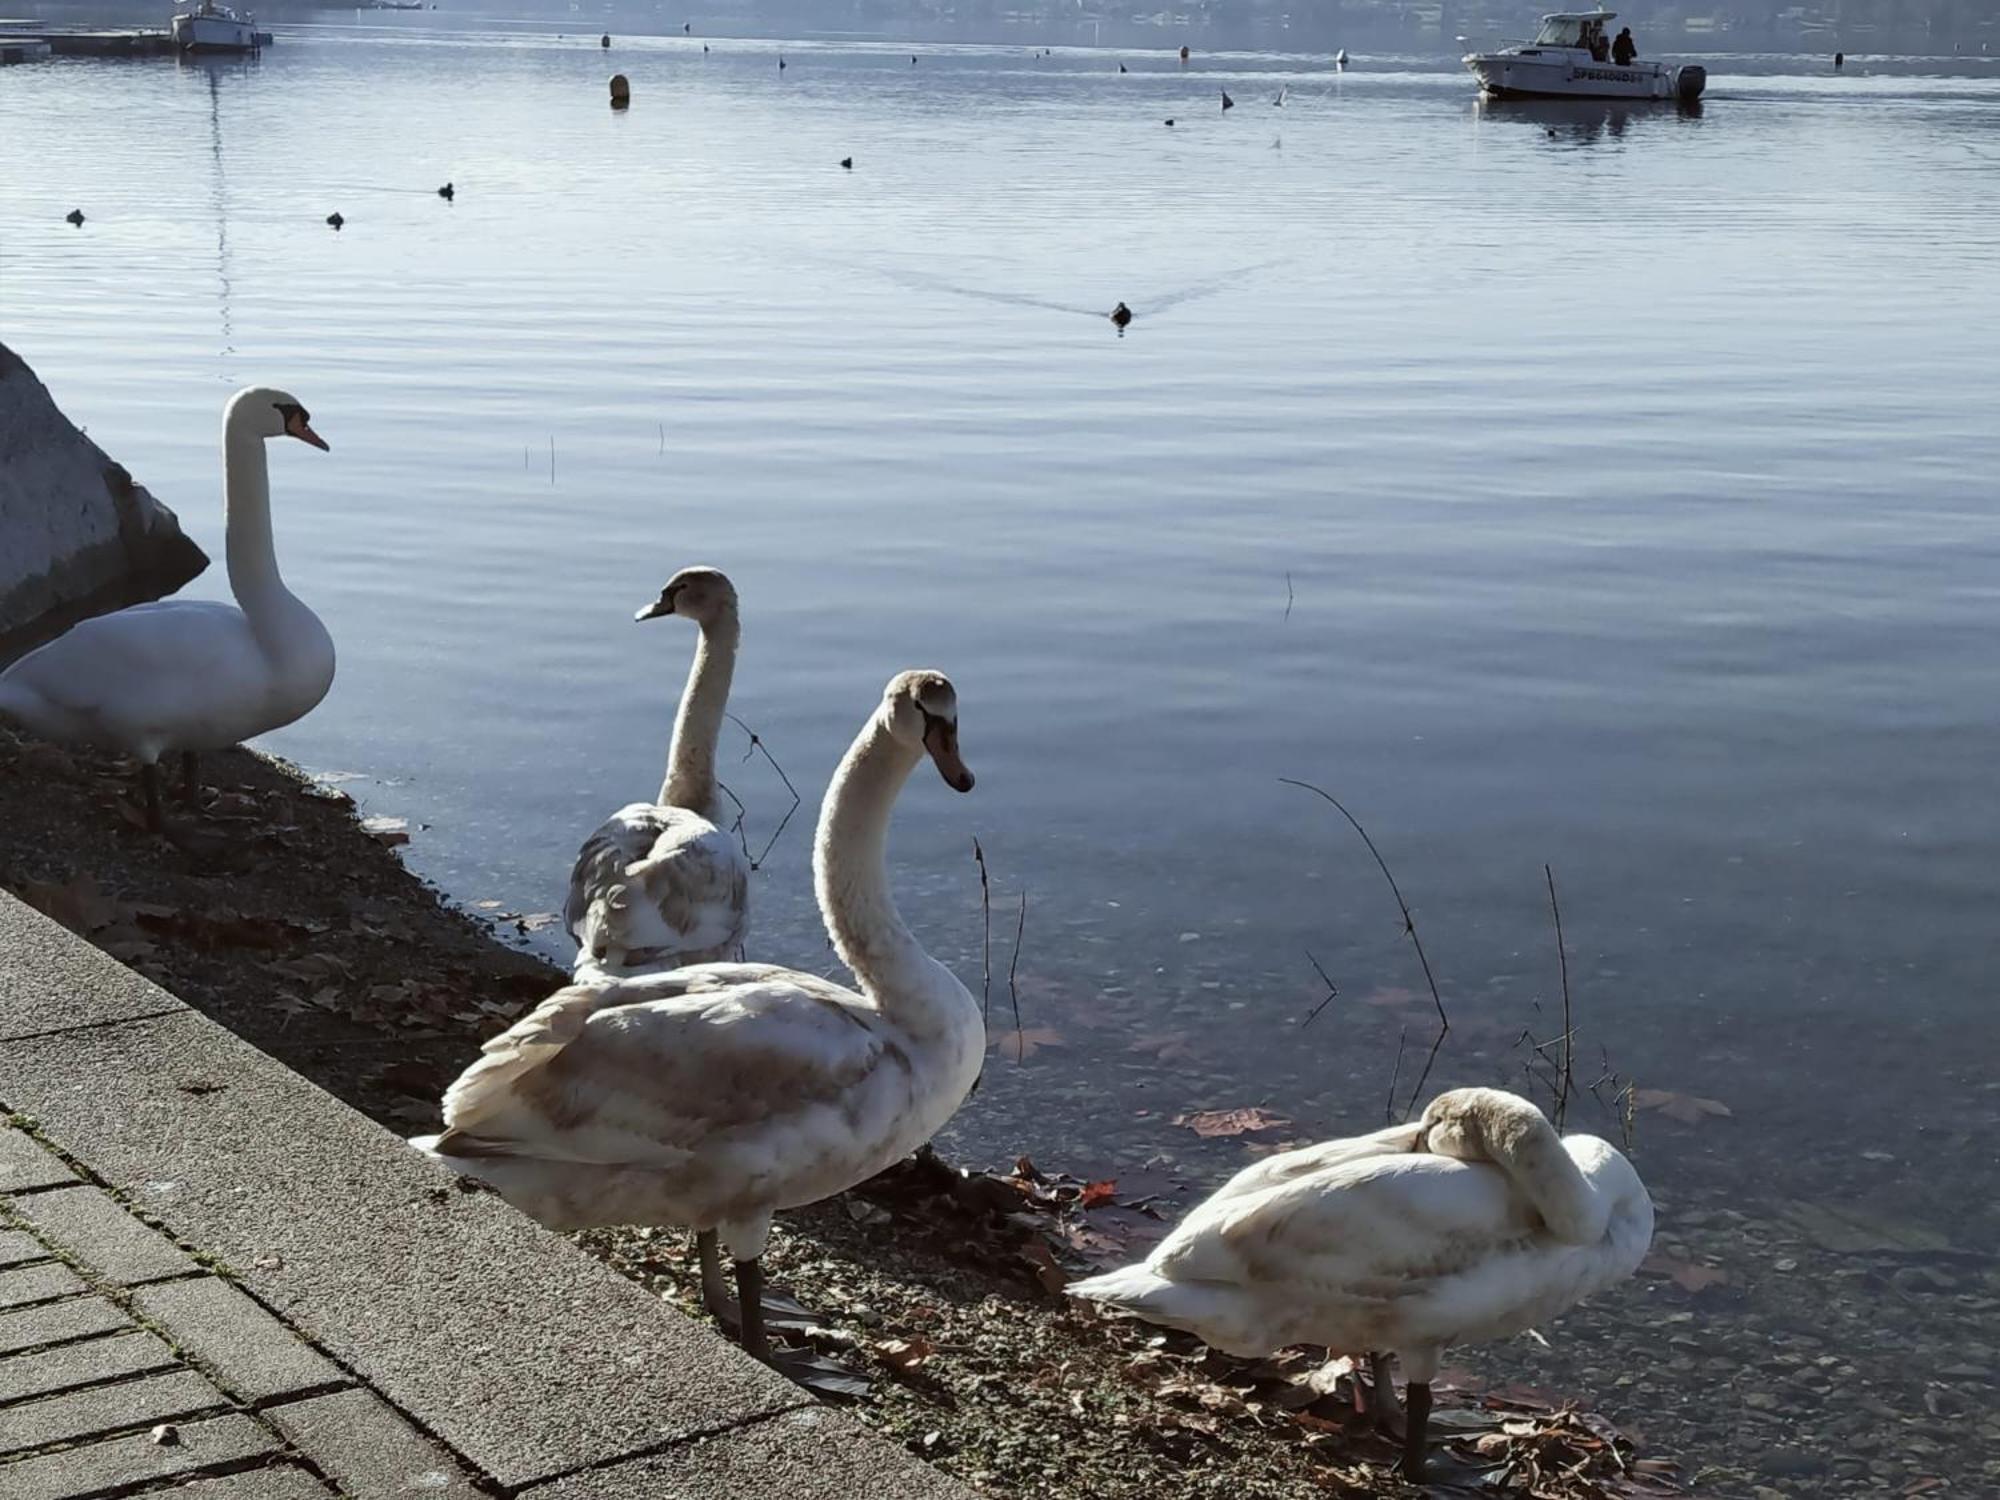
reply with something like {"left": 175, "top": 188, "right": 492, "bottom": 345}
{"left": 659, "top": 608, "right": 738, "bottom": 811}
{"left": 222, "top": 414, "right": 291, "bottom": 616}
{"left": 814, "top": 714, "right": 930, "bottom": 1001}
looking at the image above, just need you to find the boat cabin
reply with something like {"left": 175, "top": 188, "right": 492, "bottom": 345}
{"left": 1531, "top": 9, "right": 1613, "bottom": 52}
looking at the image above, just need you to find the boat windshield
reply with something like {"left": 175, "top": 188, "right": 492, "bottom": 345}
{"left": 1532, "top": 16, "right": 1601, "bottom": 48}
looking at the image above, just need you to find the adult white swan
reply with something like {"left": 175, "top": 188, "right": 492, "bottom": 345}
{"left": 564, "top": 566, "right": 751, "bottom": 979}
{"left": 0, "top": 387, "right": 332, "bottom": 830}
{"left": 1070, "top": 1088, "right": 1652, "bottom": 1482}
{"left": 412, "top": 670, "right": 982, "bottom": 1362}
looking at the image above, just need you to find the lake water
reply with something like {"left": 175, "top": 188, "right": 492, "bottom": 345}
{"left": 4, "top": 24, "right": 1998, "bottom": 1488}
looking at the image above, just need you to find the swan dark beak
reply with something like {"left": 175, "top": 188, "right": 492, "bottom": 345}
{"left": 287, "top": 416, "right": 330, "bottom": 451}
{"left": 923, "top": 720, "right": 974, "bottom": 793}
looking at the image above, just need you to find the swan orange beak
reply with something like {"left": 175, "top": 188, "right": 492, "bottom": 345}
{"left": 286, "top": 412, "right": 330, "bottom": 451}
{"left": 923, "top": 719, "right": 974, "bottom": 793}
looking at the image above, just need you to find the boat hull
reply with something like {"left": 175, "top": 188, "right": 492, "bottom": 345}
{"left": 171, "top": 13, "right": 258, "bottom": 51}
{"left": 1465, "top": 53, "right": 1704, "bottom": 102}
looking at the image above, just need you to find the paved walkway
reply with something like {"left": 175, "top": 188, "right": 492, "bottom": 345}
{"left": 0, "top": 891, "right": 968, "bottom": 1499}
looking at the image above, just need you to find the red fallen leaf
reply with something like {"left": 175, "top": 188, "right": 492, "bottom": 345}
{"left": 1017, "top": 1237, "right": 1069, "bottom": 1297}
{"left": 1173, "top": 1107, "right": 1292, "bottom": 1138}
{"left": 1079, "top": 1179, "right": 1117, "bottom": 1209}
{"left": 1641, "top": 1251, "right": 1730, "bottom": 1294}
{"left": 1631, "top": 1087, "right": 1732, "bottom": 1125}
{"left": 989, "top": 1027, "right": 1066, "bottom": 1061}
{"left": 1358, "top": 985, "right": 1417, "bottom": 1009}
{"left": 873, "top": 1336, "right": 934, "bottom": 1373}
{"left": 21, "top": 875, "right": 123, "bottom": 936}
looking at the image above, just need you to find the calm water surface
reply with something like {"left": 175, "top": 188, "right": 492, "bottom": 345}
{"left": 4, "top": 27, "right": 1999, "bottom": 1483}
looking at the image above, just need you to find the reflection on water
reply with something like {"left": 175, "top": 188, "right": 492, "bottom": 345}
{"left": 2, "top": 30, "right": 1998, "bottom": 1488}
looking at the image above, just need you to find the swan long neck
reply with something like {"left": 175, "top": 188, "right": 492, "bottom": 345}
{"left": 222, "top": 420, "right": 287, "bottom": 613}
{"left": 814, "top": 715, "right": 934, "bottom": 1008}
{"left": 1484, "top": 1106, "right": 1609, "bottom": 1245}
{"left": 659, "top": 609, "right": 739, "bottom": 812}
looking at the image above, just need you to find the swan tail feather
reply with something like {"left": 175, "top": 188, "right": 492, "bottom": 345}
{"left": 438, "top": 983, "right": 616, "bottom": 1134}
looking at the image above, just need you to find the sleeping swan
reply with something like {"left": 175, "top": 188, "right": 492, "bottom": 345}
{"left": 1070, "top": 1087, "right": 1652, "bottom": 1482}
{"left": 564, "top": 566, "right": 750, "bottom": 978}
{"left": 412, "top": 670, "right": 983, "bottom": 1363}
{"left": 0, "top": 387, "right": 332, "bottom": 831}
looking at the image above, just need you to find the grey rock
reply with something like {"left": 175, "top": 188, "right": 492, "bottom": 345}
{"left": 0, "top": 339, "right": 206, "bottom": 663}
{"left": 0, "top": 1231, "right": 44, "bottom": 1270}
{"left": 13, "top": 1185, "right": 199, "bottom": 1286}
{"left": 0, "top": 1260, "right": 85, "bottom": 1310}
{"left": 0, "top": 1366, "right": 227, "bottom": 1457}
{"left": 133, "top": 1277, "right": 345, "bottom": 1404}
{"left": 0, "top": 898, "right": 187, "bottom": 1043}
{"left": 0, "top": 1328, "right": 178, "bottom": 1405}
{"left": 0, "top": 1293, "right": 129, "bottom": 1355}
{"left": 263, "top": 1388, "right": 484, "bottom": 1499}
{"left": 0, "top": 1127, "right": 78, "bottom": 1192}
{"left": 516, "top": 1407, "right": 975, "bottom": 1499}
{"left": 0, "top": 1412, "right": 273, "bottom": 1500}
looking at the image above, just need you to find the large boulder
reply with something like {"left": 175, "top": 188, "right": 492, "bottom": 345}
{"left": 0, "top": 342, "right": 207, "bottom": 666}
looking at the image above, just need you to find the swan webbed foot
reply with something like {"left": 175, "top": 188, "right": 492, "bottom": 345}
{"left": 140, "top": 761, "right": 165, "bottom": 833}
{"left": 1398, "top": 1380, "right": 1433, "bottom": 1484}
{"left": 1367, "top": 1351, "right": 1404, "bottom": 1434}
{"left": 179, "top": 750, "right": 200, "bottom": 807}
{"left": 695, "top": 1229, "right": 733, "bottom": 1320}
{"left": 734, "top": 1255, "right": 770, "bottom": 1362}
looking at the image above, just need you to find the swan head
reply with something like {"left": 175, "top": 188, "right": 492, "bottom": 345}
{"left": 227, "top": 386, "right": 329, "bottom": 451}
{"left": 1413, "top": 1086, "right": 1550, "bottom": 1163}
{"left": 882, "top": 669, "right": 973, "bottom": 793}
{"left": 635, "top": 566, "right": 736, "bottom": 625}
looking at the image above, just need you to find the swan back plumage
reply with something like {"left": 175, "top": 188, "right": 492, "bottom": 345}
{"left": 1071, "top": 1089, "right": 1652, "bottom": 1376}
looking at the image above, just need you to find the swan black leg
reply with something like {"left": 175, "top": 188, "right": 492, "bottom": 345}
{"left": 140, "top": 762, "right": 164, "bottom": 833}
{"left": 180, "top": 750, "right": 200, "bottom": 807}
{"left": 1400, "top": 1380, "right": 1433, "bottom": 1483}
{"left": 1367, "top": 1351, "right": 1402, "bottom": 1433}
{"left": 695, "top": 1230, "right": 732, "bottom": 1320}
{"left": 734, "top": 1255, "right": 770, "bottom": 1362}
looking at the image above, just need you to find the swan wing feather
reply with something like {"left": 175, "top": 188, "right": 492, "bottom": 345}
{"left": 435, "top": 964, "right": 893, "bottom": 1166}
{"left": 565, "top": 803, "right": 748, "bottom": 967}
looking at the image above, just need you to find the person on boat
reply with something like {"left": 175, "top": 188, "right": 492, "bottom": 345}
{"left": 1611, "top": 27, "right": 1636, "bottom": 65}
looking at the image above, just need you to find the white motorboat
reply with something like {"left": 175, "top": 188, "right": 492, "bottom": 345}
{"left": 171, "top": 1, "right": 263, "bottom": 52}
{"left": 1463, "top": 10, "right": 1705, "bottom": 102}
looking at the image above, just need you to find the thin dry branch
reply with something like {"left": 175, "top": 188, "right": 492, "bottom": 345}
{"left": 1546, "top": 863, "right": 1574, "bottom": 1131}
{"left": 723, "top": 713, "right": 803, "bottom": 870}
{"left": 973, "top": 838, "right": 993, "bottom": 1027}
{"left": 1007, "top": 891, "right": 1028, "bottom": 1061}
{"left": 1279, "top": 777, "right": 1449, "bottom": 1118}
{"left": 1300, "top": 948, "right": 1339, "bottom": 1026}
{"left": 1384, "top": 1025, "right": 1407, "bottom": 1126}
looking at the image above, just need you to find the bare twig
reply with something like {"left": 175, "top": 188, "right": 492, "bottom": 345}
{"left": 723, "top": 713, "right": 802, "bottom": 870}
{"left": 1300, "top": 948, "right": 1339, "bottom": 1025}
{"left": 1546, "top": 863, "right": 1574, "bottom": 1131}
{"left": 973, "top": 838, "right": 992, "bottom": 1027}
{"left": 1279, "top": 777, "right": 1448, "bottom": 1118}
{"left": 1007, "top": 891, "right": 1027, "bottom": 1060}
{"left": 1283, "top": 571, "right": 1295, "bottom": 621}
{"left": 1384, "top": 1025, "right": 1407, "bottom": 1125}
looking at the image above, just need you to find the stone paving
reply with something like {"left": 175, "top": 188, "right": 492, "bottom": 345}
{"left": 0, "top": 890, "right": 970, "bottom": 1500}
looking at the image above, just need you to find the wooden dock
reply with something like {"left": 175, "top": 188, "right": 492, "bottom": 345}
{"left": 0, "top": 21, "right": 179, "bottom": 57}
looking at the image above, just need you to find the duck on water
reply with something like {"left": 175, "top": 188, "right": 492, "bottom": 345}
{"left": 1463, "top": 9, "right": 1705, "bottom": 102}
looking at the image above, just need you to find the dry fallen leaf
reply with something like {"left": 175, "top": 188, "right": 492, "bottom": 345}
{"left": 874, "top": 1336, "right": 935, "bottom": 1374}
{"left": 1079, "top": 1179, "right": 1117, "bottom": 1210}
{"left": 21, "top": 874, "right": 123, "bottom": 936}
{"left": 1172, "top": 1107, "right": 1292, "bottom": 1138}
{"left": 989, "top": 1026, "right": 1066, "bottom": 1061}
{"left": 1631, "top": 1088, "right": 1732, "bottom": 1126}
{"left": 1640, "top": 1252, "right": 1730, "bottom": 1294}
